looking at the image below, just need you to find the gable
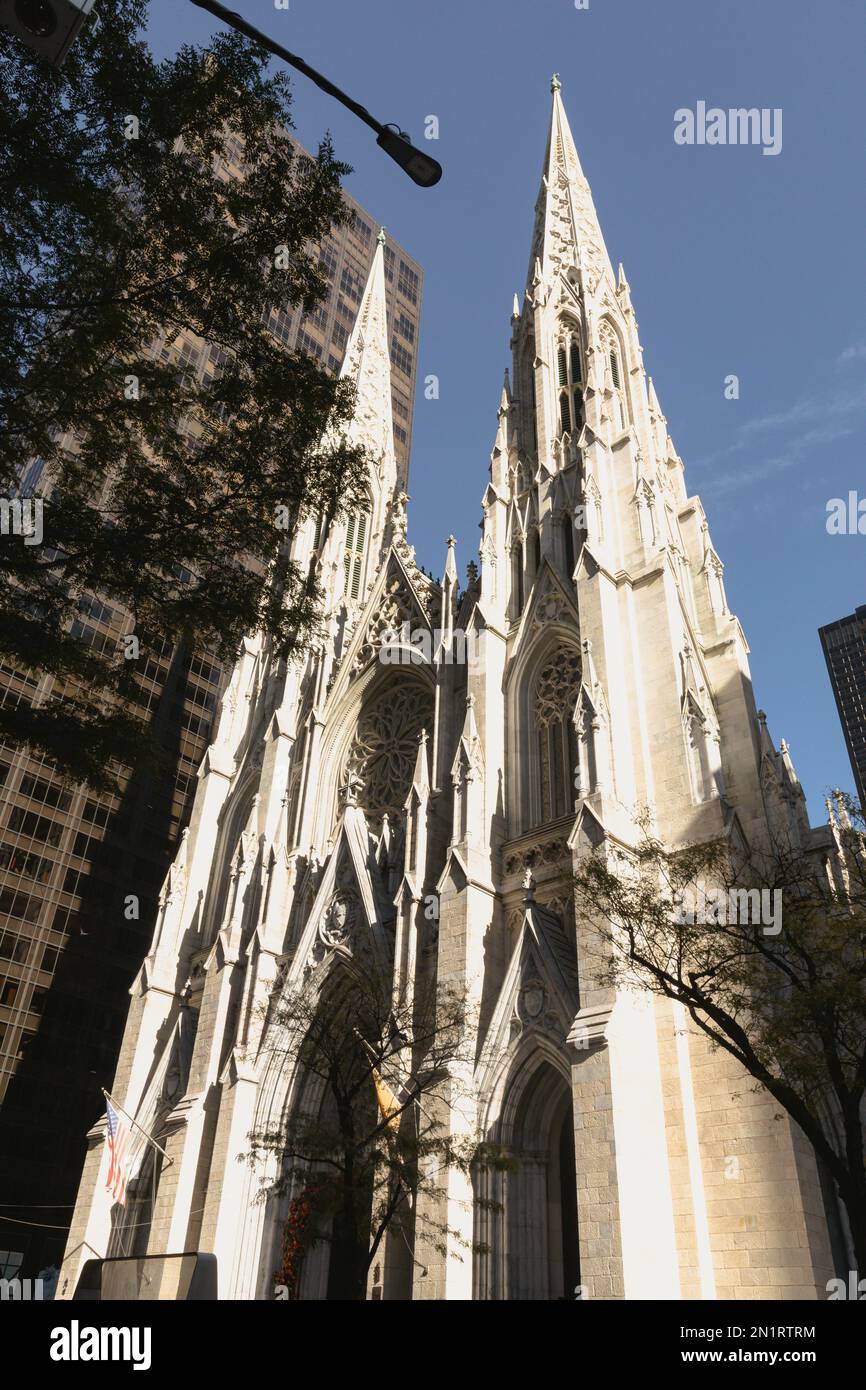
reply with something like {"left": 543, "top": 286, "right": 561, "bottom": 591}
{"left": 284, "top": 806, "right": 395, "bottom": 988}
{"left": 327, "top": 547, "right": 436, "bottom": 703}
{"left": 476, "top": 901, "right": 579, "bottom": 1094}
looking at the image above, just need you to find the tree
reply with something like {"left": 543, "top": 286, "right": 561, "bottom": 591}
{"left": 247, "top": 956, "right": 504, "bottom": 1301}
{"left": 0, "top": 0, "right": 369, "bottom": 788}
{"left": 572, "top": 794, "right": 866, "bottom": 1274}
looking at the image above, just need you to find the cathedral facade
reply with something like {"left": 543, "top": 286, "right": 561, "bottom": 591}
{"left": 59, "top": 81, "right": 840, "bottom": 1301}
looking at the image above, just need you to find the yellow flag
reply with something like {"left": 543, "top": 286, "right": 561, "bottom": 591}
{"left": 371, "top": 1066, "right": 401, "bottom": 1133}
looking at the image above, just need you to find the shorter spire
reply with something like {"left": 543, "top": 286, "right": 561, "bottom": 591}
{"left": 617, "top": 262, "right": 633, "bottom": 311}
{"left": 412, "top": 729, "right": 430, "bottom": 793}
{"left": 648, "top": 376, "right": 665, "bottom": 420}
{"left": 834, "top": 789, "right": 852, "bottom": 828}
{"left": 443, "top": 534, "right": 458, "bottom": 586}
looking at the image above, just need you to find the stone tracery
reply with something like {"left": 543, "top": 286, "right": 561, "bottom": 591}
{"left": 341, "top": 681, "right": 433, "bottom": 825}
{"left": 535, "top": 649, "right": 581, "bottom": 824}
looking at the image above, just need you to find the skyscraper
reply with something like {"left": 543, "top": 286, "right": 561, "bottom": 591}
{"left": 0, "top": 148, "right": 422, "bottom": 1278}
{"left": 60, "top": 81, "right": 845, "bottom": 1302}
{"left": 820, "top": 604, "right": 866, "bottom": 804}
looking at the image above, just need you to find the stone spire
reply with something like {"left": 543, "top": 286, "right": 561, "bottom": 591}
{"left": 411, "top": 728, "right": 430, "bottom": 796}
{"left": 526, "top": 77, "right": 615, "bottom": 296}
{"left": 339, "top": 226, "right": 397, "bottom": 483}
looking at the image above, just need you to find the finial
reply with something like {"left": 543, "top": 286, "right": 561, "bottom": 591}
{"left": 467, "top": 693, "right": 475, "bottom": 709}
{"left": 377, "top": 226, "right": 387, "bottom": 247}
{"left": 834, "top": 789, "right": 852, "bottom": 827}
{"left": 522, "top": 868, "right": 537, "bottom": 902}
{"left": 757, "top": 709, "right": 767, "bottom": 725}
{"left": 551, "top": 73, "right": 561, "bottom": 93}
{"left": 447, "top": 534, "right": 456, "bottom": 548}
{"left": 342, "top": 772, "right": 365, "bottom": 808}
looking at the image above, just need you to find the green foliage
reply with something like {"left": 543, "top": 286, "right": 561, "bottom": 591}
{"left": 247, "top": 957, "right": 508, "bottom": 1300}
{"left": 0, "top": 0, "right": 369, "bottom": 786}
{"left": 573, "top": 797, "right": 866, "bottom": 1266}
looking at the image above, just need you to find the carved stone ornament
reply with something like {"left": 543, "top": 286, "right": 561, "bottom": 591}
{"left": 534, "top": 589, "right": 567, "bottom": 628}
{"left": 319, "top": 889, "right": 358, "bottom": 950}
{"left": 351, "top": 576, "right": 414, "bottom": 677}
{"left": 504, "top": 836, "right": 569, "bottom": 877}
{"left": 342, "top": 682, "right": 434, "bottom": 822}
{"left": 519, "top": 976, "right": 546, "bottom": 1022}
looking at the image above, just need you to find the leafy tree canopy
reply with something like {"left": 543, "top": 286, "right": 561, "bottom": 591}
{"left": 248, "top": 957, "right": 506, "bottom": 1301}
{"left": 573, "top": 795, "right": 866, "bottom": 1270}
{"left": 0, "top": 0, "right": 369, "bottom": 787}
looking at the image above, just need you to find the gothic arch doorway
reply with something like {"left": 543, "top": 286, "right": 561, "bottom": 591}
{"left": 261, "top": 967, "right": 384, "bottom": 1302}
{"left": 477, "top": 1052, "right": 580, "bottom": 1300}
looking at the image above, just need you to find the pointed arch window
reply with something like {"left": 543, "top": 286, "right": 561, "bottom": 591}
{"left": 561, "top": 514, "right": 575, "bottom": 577}
{"left": 408, "top": 805, "right": 419, "bottom": 872}
{"left": 685, "top": 709, "right": 713, "bottom": 804}
{"left": 523, "top": 341, "right": 538, "bottom": 454}
{"left": 600, "top": 327, "right": 627, "bottom": 430}
{"left": 343, "top": 507, "right": 369, "bottom": 601}
{"left": 556, "top": 327, "right": 584, "bottom": 440}
{"left": 534, "top": 649, "right": 581, "bottom": 824}
{"left": 512, "top": 543, "right": 525, "bottom": 618}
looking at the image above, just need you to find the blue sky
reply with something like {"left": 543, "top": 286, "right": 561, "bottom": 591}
{"left": 146, "top": 0, "right": 866, "bottom": 824}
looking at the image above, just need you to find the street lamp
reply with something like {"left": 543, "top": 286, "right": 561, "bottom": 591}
{"left": 190, "top": 0, "right": 442, "bottom": 188}
{"left": 0, "top": 0, "right": 95, "bottom": 66}
{"left": 2, "top": 0, "right": 444, "bottom": 188}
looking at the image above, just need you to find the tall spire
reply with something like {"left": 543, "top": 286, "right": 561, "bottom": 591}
{"left": 526, "top": 77, "right": 615, "bottom": 296}
{"left": 340, "top": 226, "right": 397, "bottom": 474}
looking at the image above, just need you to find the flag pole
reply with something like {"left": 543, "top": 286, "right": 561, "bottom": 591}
{"left": 102, "top": 1088, "right": 174, "bottom": 1166}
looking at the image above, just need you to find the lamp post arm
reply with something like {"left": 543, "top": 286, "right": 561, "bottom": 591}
{"left": 188, "top": 0, "right": 442, "bottom": 186}
{"left": 191, "top": 0, "right": 391, "bottom": 138}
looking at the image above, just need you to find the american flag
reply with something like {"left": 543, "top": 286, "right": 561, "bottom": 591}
{"left": 104, "top": 1097, "right": 129, "bottom": 1206}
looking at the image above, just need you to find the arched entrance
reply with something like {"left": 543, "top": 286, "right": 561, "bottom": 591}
{"left": 477, "top": 1051, "right": 580, "bottom": 1300}
{"left": 259, "top": 963, "right": 389, "bottom": 1302}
